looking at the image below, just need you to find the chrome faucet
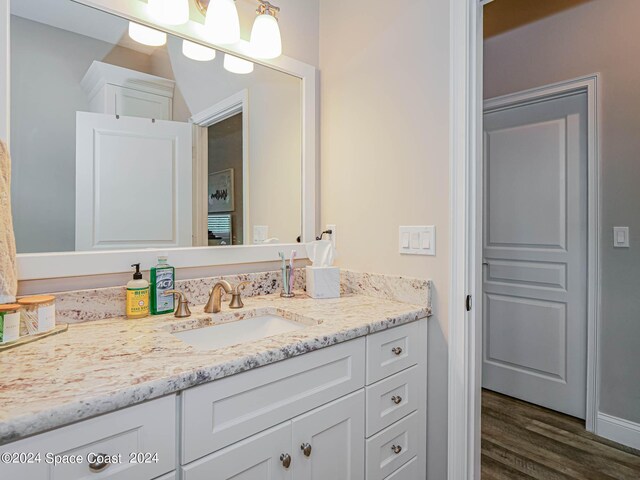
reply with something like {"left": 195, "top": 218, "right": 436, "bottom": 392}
{"left": 204, "top": 280, "right": 233, "bottom": 313}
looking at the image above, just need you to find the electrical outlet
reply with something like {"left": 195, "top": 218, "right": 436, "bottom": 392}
{"left": 253, "top": 225, "right": 268, "bottom": 244}
{"left": 326, "top": 224, "right": 337, "bottom": 250}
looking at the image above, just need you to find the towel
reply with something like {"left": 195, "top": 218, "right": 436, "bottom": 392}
{"left": 0, "top": 140, "right": 17, "bottom": 303}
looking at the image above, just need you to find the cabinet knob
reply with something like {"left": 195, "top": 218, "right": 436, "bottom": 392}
{"left": 391, "top": 444, "right": 403, "bottom": 455}
{"left": 88, "top": 453, "right": 110, "bottom": 473}
{"left": 280, "top": 453, "right": 292, "bottom": 468}
{"left": 391, "top": 395, "right": 402, "bottom": 405}
{"left": 391, "top": 346, "right": 403, "bottom": 356}
{"left": 301, "top": 443, "right": 312, "bottom": 457}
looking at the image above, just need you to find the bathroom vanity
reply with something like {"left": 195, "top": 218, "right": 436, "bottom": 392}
{"left": 0, "top": 293, "right": 429, "bottom": 480}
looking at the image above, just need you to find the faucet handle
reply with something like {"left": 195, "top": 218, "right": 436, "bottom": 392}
{"left": 229, "top": 281, "right": 250, "bottom": 309}
{"left": 163, "top": 290, "right": 192, "bottom": 318}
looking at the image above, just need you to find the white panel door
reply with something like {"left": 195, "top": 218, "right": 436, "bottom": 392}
{"left": 75, "top": 112, "right": 192, "bottom": 250}
{"left": 483, "top": 92, "right": 587, "bottom": 418}
{"left": 181, "top": 422, "right": 292, "bottom": 480}
{"left": 292, "top": 390, "right": 365, "bottom": 480}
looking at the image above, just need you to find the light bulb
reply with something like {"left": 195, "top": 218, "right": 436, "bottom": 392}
{"left": 223, "top": 54, "right": 254, "bottom": 74}
{"left": 128, "top": 22, "right": 167, "bottom": 46}
{"left": 250, "top": 13, "right": 282, "bottom": 59}
{"left": 205, "top": 0, "right": 240, "bottom": 45}
{"left": 182, "top": 40, "right": 217, "bottom": 61}
{"left": 148, "top": 0, "right": 189, "bottom": 25}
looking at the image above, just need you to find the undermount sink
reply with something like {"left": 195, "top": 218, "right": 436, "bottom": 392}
{"left": 173, "top": 314, "right": 308, "bottom": 350}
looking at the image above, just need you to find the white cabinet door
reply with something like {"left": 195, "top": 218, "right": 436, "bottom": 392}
{"left": 292, "top": 390, "right": 365, "bottom": 480}
{"left": 109, "top": 85, "right": 172, "bottom": 120}
{"left": 75, "top": 111, "right": 192, "bottom": 250}
{"left": 181, "top": 422, "right": 292, "bottom": 480}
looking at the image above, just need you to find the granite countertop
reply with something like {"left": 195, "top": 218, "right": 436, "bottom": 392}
{"left": 0, "top": 293, "right": 429, "bottom": 445}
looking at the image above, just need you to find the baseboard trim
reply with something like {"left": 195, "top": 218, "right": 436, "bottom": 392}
{"left": 596, "top": 412, "right": 640, "bottom": 450}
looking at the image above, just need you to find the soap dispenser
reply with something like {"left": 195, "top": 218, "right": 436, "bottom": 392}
{"left": 126, "top": 263, "right": 149, "bottom": 319}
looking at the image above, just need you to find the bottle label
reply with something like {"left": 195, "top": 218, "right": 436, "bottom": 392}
{"left": 155, "top": 268, "right": 174, "bottom": 312}
{"left": 127, "top": 287, "right": 149, "bottom": 317}
{"left": 0, "top": 312, "right": 20, "bottom": 343}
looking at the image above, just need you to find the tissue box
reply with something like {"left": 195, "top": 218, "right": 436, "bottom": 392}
{"left": 306, "top": 266, "right": 340, "bottom": 299}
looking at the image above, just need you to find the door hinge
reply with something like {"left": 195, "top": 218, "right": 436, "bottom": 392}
{"left": 465, "top": 295, "right": 472, "bottom": 312}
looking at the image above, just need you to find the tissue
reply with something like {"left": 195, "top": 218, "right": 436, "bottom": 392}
{"left": 305, "top": 240, "right": 339, "bottom": 298}
{"left": 305, "top": 240, "right": 335, "bottom": 267}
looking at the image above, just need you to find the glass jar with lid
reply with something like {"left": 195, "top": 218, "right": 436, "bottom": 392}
{"left": 0, "top": 304, "right": 21, "bottom": 343}
{"left": 17, "top": 295, "right": 56, "bottom": 334}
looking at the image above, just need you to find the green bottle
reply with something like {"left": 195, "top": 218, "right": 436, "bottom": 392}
{"left": 150, "top": 255, "right": 175, "bottom": 315}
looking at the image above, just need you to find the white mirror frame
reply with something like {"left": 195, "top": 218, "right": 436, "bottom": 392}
{"left": 0, "top": 0, "right": 317, "bottom": 280}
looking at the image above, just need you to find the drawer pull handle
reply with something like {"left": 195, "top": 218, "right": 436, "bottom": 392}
{"left": 392, "top": 346, "right": 403, "bottom": 356}
{"left": 88, "top": 454, "right": 110, "bottom": 473}
{"left": 301, "top": 443, "right": 312, "bottom": 457}
{"left": 391, "top": 395, "right": 402, "bottom": 404}
{"left": 280, "top": 453, "right": 292, "bottom": 468}
{"left": 391, "top": 444, "right": 403, "bottom": 455}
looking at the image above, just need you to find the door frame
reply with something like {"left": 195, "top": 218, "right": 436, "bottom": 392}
{"left": 191, "top": 90, "right": 250, "bottom": 246}
{"left": 448, "top": 1, "right": 602, "bottom": 479}
{"left": 484, "top": 74, "right": 601, "bottom": 432}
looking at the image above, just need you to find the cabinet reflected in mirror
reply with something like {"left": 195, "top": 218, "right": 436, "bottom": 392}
{"left": 10, "top": 0, "right": 302, "bottom": 254}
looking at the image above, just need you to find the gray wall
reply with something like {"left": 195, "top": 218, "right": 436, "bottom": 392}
{"left": 484, "top": 0, "right": 640, "bottom": 424}
{"left": 10, "top": 16, "right": 153, "bottom": 253}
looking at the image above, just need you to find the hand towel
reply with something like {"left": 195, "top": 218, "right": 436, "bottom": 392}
{"left": 0, "top": 140, "right": 17, "bottom": 303}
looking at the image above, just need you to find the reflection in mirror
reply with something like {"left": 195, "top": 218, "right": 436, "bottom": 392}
{"left": 10, "top": 0, "right": 302, "bottom": 254}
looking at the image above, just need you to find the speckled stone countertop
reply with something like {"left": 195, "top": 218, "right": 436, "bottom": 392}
{"left": 0, "top": 293, "right": 429, "bottom": 445}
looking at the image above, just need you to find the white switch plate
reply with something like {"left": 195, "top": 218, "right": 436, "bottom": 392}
{"left": 399, "top": 226, "right": 435, "bottom": 255}
{"left": 613, "top": 226, "right": 629, "bottom": 248}
{"left": 253, "top": 225, "right": 269, "bottom": 244}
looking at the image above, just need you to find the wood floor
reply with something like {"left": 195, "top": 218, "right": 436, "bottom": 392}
{"left": 482, "top": 389, "right": 640, "bottom": 479}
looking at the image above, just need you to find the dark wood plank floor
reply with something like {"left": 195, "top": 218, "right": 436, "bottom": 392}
{"left": 482, "top": 389, "right": 640, "bottom": 479}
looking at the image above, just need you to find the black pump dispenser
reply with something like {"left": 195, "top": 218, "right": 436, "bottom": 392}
{"left": 131, "top": 263, "right": 143, "bottom": 280}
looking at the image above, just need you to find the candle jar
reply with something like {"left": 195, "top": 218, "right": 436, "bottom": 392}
{"left": 17, "top": 295, "right": 56, "bottom": 334}
{"left": 0, "top": 304, "right": 21, "bottom": 343}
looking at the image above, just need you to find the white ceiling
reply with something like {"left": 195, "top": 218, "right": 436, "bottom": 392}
{"left": 11, "top": 0, "right": 158, "bottom": 54}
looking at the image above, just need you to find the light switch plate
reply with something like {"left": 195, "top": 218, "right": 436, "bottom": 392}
{"left": 253, "top": 225, "right": 269, "bottom": 244}
{"left": 613, "top": 226, "right": 629, "bottom": 248}
{"left": 399, "top": 226, "right": 435, "bottom": 255}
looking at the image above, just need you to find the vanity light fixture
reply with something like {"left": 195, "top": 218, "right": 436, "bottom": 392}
{"left": 250, "top": 1, "right": 282, "bottom": 59}
{"left": 182, "top": 40, "right": 217, "bottom": 61}
{"left": 148, "top": 0, "right": 190, "bottom": 25}
{"left": 128, "top": 22, "right": 167, "bottom": 46}
{"left": 223, "top": 53, "right": 254, "bottom": 74}
{"left": 204, "top": 0, "right": 241, "bottom": 45}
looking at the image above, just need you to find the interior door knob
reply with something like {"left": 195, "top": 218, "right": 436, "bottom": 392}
{"left": 280, "top": 453, "right": 292, "bottom": 468}
{"left": 301, "top": 443, "right": 312, "bottom": 457}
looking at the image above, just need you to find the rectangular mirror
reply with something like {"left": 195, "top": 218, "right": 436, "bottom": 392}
{"left": 10, "top": 0, "right": 303, "bottom": 256}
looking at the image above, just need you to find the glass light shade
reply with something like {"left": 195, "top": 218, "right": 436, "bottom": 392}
{"left": 182, "top": 40, "right": 216, "bottom": 61}
{"left": 128, "top": 22, "right": 167, "bottom": 46}
{"left": 148, "top": 0, "right": 189, "bottom": 25}
{"left": 204, "top": 0, "right": 240, "bottom": 44}
{"left": 223, "top": 54, "right": 254, "bottom": 74}
{"left": 250, "top": 14, "right": 282, "bottom": 59}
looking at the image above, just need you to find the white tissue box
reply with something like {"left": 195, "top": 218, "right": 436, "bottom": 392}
{"left": 306, "top": 266, "right": 340, "bottom": 299}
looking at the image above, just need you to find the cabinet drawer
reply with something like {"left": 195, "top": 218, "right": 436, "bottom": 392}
{"left": 365, "top": 411, "right": 418, "bottom": 480}
{"left": 366, "top": 366, "right": 419, "bottom": 436}
{"left": 384, "top": 456, "right": 418, "bottom": 479}
{"left": 182, "top": 338, "right": 365, "bottom": 463}
{"left": 0, "top": 395, "right": 176, "bottom": 480}
{"left": 366, "top": 322, "right": 420, "bottom": 384}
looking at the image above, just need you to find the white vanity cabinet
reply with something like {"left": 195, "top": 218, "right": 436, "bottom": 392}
{"left": 0, "top": 319, "right": 427, "bottom": 480}
{"left": 81, "top": 61, "right": 175, "bottom": 121}
{"left": 0, "top": 395, "right": 177, "bottom": 480}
